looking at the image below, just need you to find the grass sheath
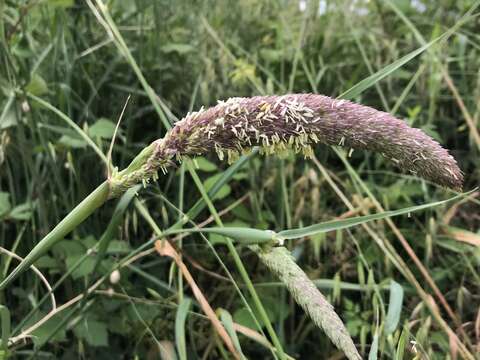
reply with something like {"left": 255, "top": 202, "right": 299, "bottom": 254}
{"left": 0, "top": 181, "right": 111, "bottom": 290}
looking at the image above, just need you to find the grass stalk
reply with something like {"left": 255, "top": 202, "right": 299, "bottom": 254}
{"left": 186, "top": 161, "right": 287, "bottom": 360}
{"left": 0, "top": 181, "right": 110, "bottom": 290}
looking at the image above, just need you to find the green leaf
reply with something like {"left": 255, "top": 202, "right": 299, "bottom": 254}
{"left": 395, "top": 325, "right": 409, "bottom": 360}
{"left": 81, "top": 235, "right": 97, "bottom": 248}
{"left": 54, "top": 240, "right": 84, "bottom": 257}
{"left": 368, "top": 333, "right": 379, "bottom": 360}
{"left": 29, "top": 312, "right": 67, "bottom": 346}
{"left": 89, "top": 118, "right": 117, "bottom": 139}
{"left": 73, "top": 318, "right": 108, "bottom": 347}
{"left": 219, "top": 308, "right": 247, "bottom": 360}
{"left": 0, "top": 305, "right": 10, "bottom": 352}
{"left": 233, "top": 308, "right": 257, "bottom": 329}
{"left": 384, "top": 280, "right": 404, "bottom": 335}
{"left": 203, "top": 173, "right": 231, "bottom": 200}
{"left": 195, "top": 157, "right": 217, "bottom": 172}
{"left": 168, "top": 191, "right": 471, "bottom": 245}
{"left": 339, "top": 8, "right": 474, "bottom": 100}
{"left": 231, "top": 204, "right": 254, "bottom": 222}
{"left": 233, "top": 295, "right": 285, "bottom": 330}
{"left": 208, "top": 233, "right": 227, "bottom": 245}
{"left": 59, "top": 134, "right": 87, "bottom": 149}
{"left": 175, "top": 298, "right": 191, "bottom": 360}
{"left": 0, "top": 107, "right": 18, "bottom": 130}
{"left": 28, "top": 93, "right": 108, "bottom": 164}
{"left": 91, "top": 186, "right": 140, "bottom": 277}
{"left": 26, "top": 74, "right": 48, "bottom": 96}
{"left": 34, "top": 255, "right": 59, "bottom": 269}
{"left": 161, "top": 43, "right": 195, "bottom": 54}
{"left": 340, "top": 40, "right": 434, "bottom": 100}
{"left": 9, "top": 202, "right": 33, "bottom": 220}
{"left": 107, "top": 315, "right": 129, "bottom": 336}
{"left": 48, "top": 0, "right": 74, "bottom": 8}
{"left": 65, "top": 254, "right": 96, "bottom": 279}
{"left": 260, "top": 48, "right": 284, "bottom": 62}
{"left": 278, "top": 191, "right": 471, "bottom": 240}
{"left": 106, "top": 240, "right": 131, "bottom": 253}
{"left": 0, "top": 192, "right": 11, "bottom": 218}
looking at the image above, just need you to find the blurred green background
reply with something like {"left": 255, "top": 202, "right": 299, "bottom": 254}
{"left": 1, "top": 0, "right": 479, "bottom": 359}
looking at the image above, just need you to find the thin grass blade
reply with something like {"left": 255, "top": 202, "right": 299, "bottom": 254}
{"left": 175, "top": 298, "right": 191, "bottom": 360}
{"left": 395, "top": 326, "right": 409, "bottom": 360}
{"left": 368, "top": 332, "right": 379, "bottom": 360}
{"left": 339, "top": 4, "right": 477, "bottom": 100}
{"left": 219, "top": 308, "right": 247, "bottom": 360}
{"left": 0, "top": 305, "right": 10, "bottom": 353}
{"left": 278, "top": 191, "right": 472, "bottom": 240}
{"left": 384, "top": 280, "right": 404, "bottom": 335}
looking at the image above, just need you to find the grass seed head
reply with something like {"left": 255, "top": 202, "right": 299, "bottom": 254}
{"left": 149, "top": 94, "right": 462, "bottom": 191}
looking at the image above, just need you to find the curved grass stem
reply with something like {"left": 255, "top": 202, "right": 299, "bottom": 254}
{"left": 0, "top": 181, "right": 110, "bottom": 290}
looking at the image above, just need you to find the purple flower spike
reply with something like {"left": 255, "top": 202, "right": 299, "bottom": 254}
{"left": 151, "top": 94, "right": 462, "bottom": 191}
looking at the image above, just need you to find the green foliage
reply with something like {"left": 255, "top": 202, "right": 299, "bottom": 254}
{"left": 73, "top": 317, "right": 109, "bottom": 347}
{"left": 1, "top": 0, "right": 479, "bottom": 359}
{"left": 175, "top": 298, "right": 191, "bottom": 360}
{"left": 0, "top": 193, "right": 10, "bottom": 218}
{"left": 88, "top": 118, "right": 117, "bottom": 139}
{"left": 384, "top": 281, "right": 404, "bottom": 335}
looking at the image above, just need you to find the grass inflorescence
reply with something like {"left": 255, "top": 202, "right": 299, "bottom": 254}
{"left": 110, "top": 94, "right": 463, "bottom": 198}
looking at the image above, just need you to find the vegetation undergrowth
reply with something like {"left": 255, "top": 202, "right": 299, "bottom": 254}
{"left": 1, "top": 1, "right": 479, "bottom": 359}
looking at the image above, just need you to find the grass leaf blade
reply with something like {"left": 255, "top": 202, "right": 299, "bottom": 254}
{"left": 384, "top": 280, "right": 404, "bottom": 335}
{"left": 175, "top": 298, "right": 192, "bottom": 360}
{"left": 339, "top": 4, "right": 477, "bottom": 100}
{"left": 278, "top": 191, "right": 473, "bottom": 240}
